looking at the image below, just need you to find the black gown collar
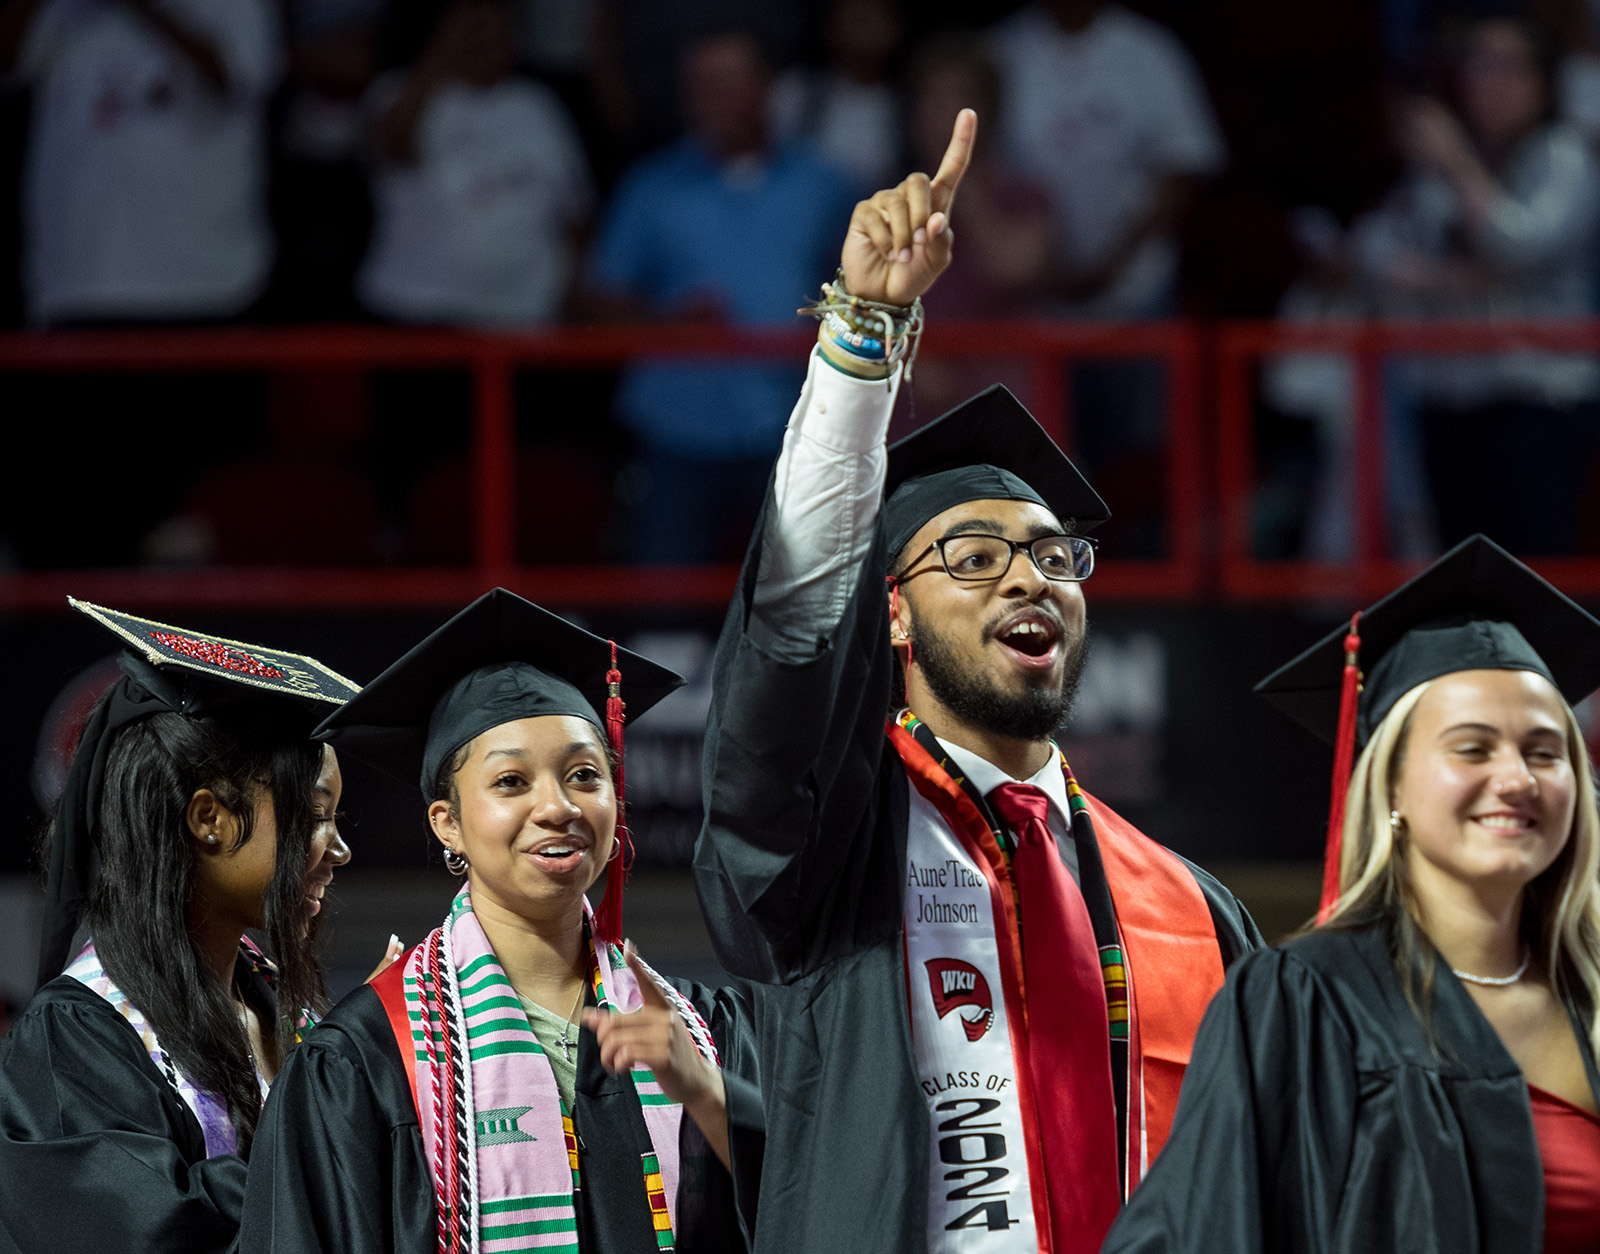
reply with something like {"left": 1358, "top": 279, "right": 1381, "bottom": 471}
{"left": 1342, "top": 924, "right": 1600, "bottom": 1105}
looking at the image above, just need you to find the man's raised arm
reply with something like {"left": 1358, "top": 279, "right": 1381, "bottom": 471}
{"left": 696, "top": 112, "right": 975, "bottom": 980}
{"left": 753, "top": 110, "right": 975, "bottom": 650}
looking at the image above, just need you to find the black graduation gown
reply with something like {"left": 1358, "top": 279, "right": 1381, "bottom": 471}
{"left": 1102, "top": 925, "right": 1600, "bottom": 1254}
{"left": 692, "top": 503, "right": 1263, "bottom": 1254}
{"left": 240, "top": 976, "right": 761, "bottom": 1254}
{"left": 0, "top": 950, "right": 280, "bottom": 1254}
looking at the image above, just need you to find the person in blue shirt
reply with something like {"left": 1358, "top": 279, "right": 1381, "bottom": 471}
{"left": 586, "top": 25, "right": 857, "bottom": 563}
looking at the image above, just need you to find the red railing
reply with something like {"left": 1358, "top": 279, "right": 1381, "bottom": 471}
{"left": 0, "top": 318, "right": 1595, "bottom": 611}
{"left": 0, "top": 321, "right": 1205, "bottom": 611}
{"left": 1217, "top": 318, "right": 1600, "bottom": 600}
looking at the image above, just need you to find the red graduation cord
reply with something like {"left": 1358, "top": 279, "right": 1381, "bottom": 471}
{"left": 1318, "top": 612, "right": 1363, "bottom": 923}
{"left": 595, "top": 640, "right": 629, "bottom": 943}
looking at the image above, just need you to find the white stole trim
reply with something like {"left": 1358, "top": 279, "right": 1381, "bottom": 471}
{"left": 903, "top": 788, "right": 1040, "bottom": 1251}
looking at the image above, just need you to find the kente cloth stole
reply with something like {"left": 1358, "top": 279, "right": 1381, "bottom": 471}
{"left": 65, "top": 938, "right": 283, "bottom": 1158}
{"left": 397, "top": 885, "right": 718, "bottom": 1254}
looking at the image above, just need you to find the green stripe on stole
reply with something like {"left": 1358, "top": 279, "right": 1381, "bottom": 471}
{"left": 481, "top": 1216, "right": 579, "bottom": 1238}
{"left": 467, "top": 1014, "right": 541, "bottom": 1039}
{"left": 410, "top": 994, "right": 524, "bottom": 1020}
{"left": 455, "top": 950, "right": 500, "bottom": 980}
{"left": 632, "top": 1068, "right": 674, "bottom": 1106}
{"left": 470, "top": 1038, "right": 544, "bottom": 1060}
{"left": 459, "top": 970, "right": 514, "bottom": 998}
{"left": 479, "top": 1194, "right": 572, "bottom": 1214}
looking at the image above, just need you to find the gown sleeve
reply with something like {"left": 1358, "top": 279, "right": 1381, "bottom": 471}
{"left": 239, "top": 995, "right": 433, "bottom": 1254}
{"left": 0, "top": 982, "right": 246, "bottom": 1254}
{"left": 695, "top": 487, "right": 909, "bottom": 984}
{"left": 669, "top": 979, "right": 763, "bottom": 1252}
{"left": 695, "top": 352, "right": 918, "bottom": 984}
{"left": 1103, "top": 947, "right": 1360, "bottom": 1254}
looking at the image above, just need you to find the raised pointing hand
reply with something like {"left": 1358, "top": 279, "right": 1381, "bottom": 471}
{"left": 581, "top": 944, "right": 733, "bottom": 1169}
{"left": 841, "top": 108, "right": 976, "bottom": 307}
{"left": 581, "top": 942, "right": 716, "bottom": 1109}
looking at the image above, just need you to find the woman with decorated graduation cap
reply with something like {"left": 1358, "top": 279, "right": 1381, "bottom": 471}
{"left": 0, "top": 599, "right": 363, "bottom": 1253}
{"left": 241, "top": 588, "right": 758, "bottom": 1254}
{"left": 1103, "top": 535, "right": 1600, "bottom": 1254}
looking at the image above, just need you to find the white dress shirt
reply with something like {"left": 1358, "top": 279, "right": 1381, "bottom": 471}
{"left": 752, "top": 348, "right": 1081, "bottom": 876}
{"left": 752, "top": 348, "right": 901, "bottom": 655}
{"left": 937, "top": 735, "right": 1079, "bottom": 880}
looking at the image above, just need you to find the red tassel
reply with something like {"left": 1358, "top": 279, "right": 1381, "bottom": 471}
{"left": 596, "top": 641, "right": 629, "bottom": 943}
{"left": 1318, "top": 612, "right": 1363, "bottom": 923}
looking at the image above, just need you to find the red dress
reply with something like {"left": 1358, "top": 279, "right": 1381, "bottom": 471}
{"left": 1528, "top": 1084, "right": 1600, "bottom": 1254}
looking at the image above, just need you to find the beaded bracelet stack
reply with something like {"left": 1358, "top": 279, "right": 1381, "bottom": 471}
{"left": 800, "top": 270, "right": 925, "bottom": 383}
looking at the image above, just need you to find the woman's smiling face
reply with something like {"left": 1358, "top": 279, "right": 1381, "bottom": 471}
{"left": 1394, "top": 669, "right": 1577, "bottom": 896}
{"left": 303, "top": 745, "right": 349, "bottom": 922}
{"left": 429, "top": 715, "right": 617, "bottom": 922}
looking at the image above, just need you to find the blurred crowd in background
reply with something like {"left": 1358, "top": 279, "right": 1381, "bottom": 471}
{"left": 2, "top": 0, "right": 1600, "bottom": 569}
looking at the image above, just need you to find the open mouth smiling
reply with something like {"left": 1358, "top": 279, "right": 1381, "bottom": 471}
{"left": 525, "top": 835, "right": 590, "bottom": 874}
{"left": 992, "top": 608, "right": 1062, "bottom": 669}
{"left": 1470, "top": 810, "right": 1538, "bottom": 836}
{"left": 305, "top": 873, "right": 332, "bottom": 917}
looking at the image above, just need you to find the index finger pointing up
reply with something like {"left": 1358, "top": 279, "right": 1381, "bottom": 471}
{"left": 929, "top": 108, "right": 977, "bottom": 215}
{"left": 625, "top": 941, "right": 671, "bottom": 1011}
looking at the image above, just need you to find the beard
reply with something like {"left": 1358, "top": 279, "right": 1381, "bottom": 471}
{"left": 908, "top": 601, "right": 1088, "bottom": 741}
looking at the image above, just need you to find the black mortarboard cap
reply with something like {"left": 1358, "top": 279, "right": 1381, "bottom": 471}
{"left": 70, "top": 598, "right": 362, "bottom": 726}
{"left": 314, "top": 588, "right": 684, "bottom": 800}
{"left": 883, "top": 385, "right": 1110, "bottom": 563}
{"left": 40, "top": 601, "right": 360, "bottom": 986}
{"left": 1255, "top": 535, "right": 1600, "bottom": 749}
{"left": 1256, "top": 535, "right": 1600, "bottom": 921}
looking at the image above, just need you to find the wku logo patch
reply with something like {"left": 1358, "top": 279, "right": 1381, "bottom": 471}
{"left": 925, "top": 958, "right": 994, "bottom": 1042}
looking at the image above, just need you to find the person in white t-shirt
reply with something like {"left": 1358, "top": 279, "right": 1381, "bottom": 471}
{"left": 357, "top": 0, "right": 592, "bottom": 327}
{"left": 0, "top": 0, "right": 282, "bottom": 325}
{"left": 988, "top": 0, "right": 1224, "bottom": 318}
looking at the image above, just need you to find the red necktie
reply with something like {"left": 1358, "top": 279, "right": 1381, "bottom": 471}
{"left": 987, "top": 782, "right": 1121, "bottom": 1254}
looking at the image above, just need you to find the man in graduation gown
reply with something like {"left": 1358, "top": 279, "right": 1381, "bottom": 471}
{"left": 692, "top": 109, "right": 1261, "bottom": 1254}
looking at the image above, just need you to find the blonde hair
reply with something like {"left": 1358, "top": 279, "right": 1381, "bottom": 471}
{"left": 1321, "top": 677, "right": 1600, "bottom": 1057}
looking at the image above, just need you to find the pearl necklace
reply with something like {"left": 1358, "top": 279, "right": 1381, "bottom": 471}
{"left": 1451, "top": 948, "right": 1531, "bottom": 987}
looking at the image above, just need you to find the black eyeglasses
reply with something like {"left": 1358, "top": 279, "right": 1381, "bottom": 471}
{"left": 895, "top": 533, "right": 1096, "bottom": 584}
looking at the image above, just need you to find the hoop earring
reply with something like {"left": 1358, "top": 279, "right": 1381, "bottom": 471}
{"left": 443, "top": 846, "right": 470, "bottom": 876}
{"left": 606, "top": 834, "right": 624, "bottom": 863}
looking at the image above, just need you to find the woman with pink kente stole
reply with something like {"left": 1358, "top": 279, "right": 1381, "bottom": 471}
{"left": 242, "top": 589, "right": 757, "bottom": 1254}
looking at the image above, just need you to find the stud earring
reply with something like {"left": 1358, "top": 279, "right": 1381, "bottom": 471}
{"left": 1389, "top": 810, "right": 1405, "bottom": 836}
{"left": 443, "top": 847, "right": 470, "bottom": 876}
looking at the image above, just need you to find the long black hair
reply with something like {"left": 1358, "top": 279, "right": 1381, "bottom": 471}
{"left": 73, "top": 705, "right": 322, "bottom": 1155}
